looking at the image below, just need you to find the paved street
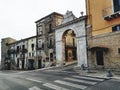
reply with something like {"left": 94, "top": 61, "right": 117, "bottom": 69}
{"left": 0, "top": 67, "right": 120, "bottom": 90}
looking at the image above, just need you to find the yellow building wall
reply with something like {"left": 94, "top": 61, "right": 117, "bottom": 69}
{"left": 86, "top": 0, "right": 120, "bottom": 36}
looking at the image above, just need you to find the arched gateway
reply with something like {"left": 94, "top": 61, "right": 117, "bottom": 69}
{"left": 55, "top": 11, "right": 87, "bottom": 66}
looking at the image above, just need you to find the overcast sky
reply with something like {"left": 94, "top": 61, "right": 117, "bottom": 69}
{"left": 0, "top": 0, "right": 86, "bottom": 60}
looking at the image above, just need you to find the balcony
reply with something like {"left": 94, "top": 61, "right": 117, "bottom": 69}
{"left": 7, "top": 49, "right": 15, "bottom": 55}
{"left": 47, "top": 44, "right": 54, "bottom": 49}
{"left": 102, "top": 6, "right": 120, "bottom": 21}
{"left": 21, "top": 48, "right": 28, "bottom": 53}
{"left": 65, "top": 45, "right": 77, "bottom": 49}
{"left": 19, "top": 54, "right": 25, "bottom": 60}
{"left": 48, "top": 29, "right": 54, "bottom": 34}
{"left": 27, "top": 56, "right": 36, "bottom": 60}
{"left": 36, "top": 44, "right": 44, "bottom": 50}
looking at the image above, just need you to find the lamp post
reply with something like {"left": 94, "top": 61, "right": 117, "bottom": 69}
{"left": 80, "top": 11, "right": 84, "bottom": 16}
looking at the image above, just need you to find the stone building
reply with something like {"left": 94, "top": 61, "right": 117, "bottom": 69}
{"left": 1, "top": 11, "right": 88, "bottom": 70}
{"left": 14, "top": 38, "right": 28, "bottom": 70}
{"left": 1, "top": 36, "right": 37, "bottom": 70}
{"left": 35, "top": 12, "right": 63, "bottom": 68}
{"left": 27, "top": 36, "right": 36, "bottom": 70}
{"left": 86, "top": 0, "right": 120, "bottom": 69}
{"left": 1, "top": 37, "right": 16, "bottom": 70}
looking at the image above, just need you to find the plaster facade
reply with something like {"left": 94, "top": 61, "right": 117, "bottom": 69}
{"left": 86, "top": 0, "right": 120, "bottom": 69}
{"left": 35, "top": 12, "right": 63, "bottom": 68}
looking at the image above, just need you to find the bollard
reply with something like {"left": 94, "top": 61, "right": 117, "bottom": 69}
{"left": 86, "top": 67, "right": 90, "bottom": 73}
{"left": 81, "top": 64, "right": 85, "bottom": 70}
{"left": 106, "top": 70, "right": 113, "bottom": 77}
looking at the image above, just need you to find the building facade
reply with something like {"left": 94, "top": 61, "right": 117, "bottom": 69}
{"left": 86, "top": 0, "right": 120, "bottom": 69}
{"left": 27, "top": 36, "right": 37, "bottom": 70}
{"left": 1, "top": 36, "right": 37, "bottom": 70}
{"left": 1, "top": 37, "right": 16, "bottom": 70}
{"left": 1, "top": 11, "right": 87, "bottom": 70}
{"left": 35, "top": 12, "right": 63, "bottom": 68}
{"left": 14, "top": 38, "right": 28, "bottom": 70}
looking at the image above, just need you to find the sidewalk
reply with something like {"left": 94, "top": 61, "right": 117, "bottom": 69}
{"left": 74, "top": 66, "right": 120, "bottom": 79}
{"left": 41, "top": 62, "right": 120, "bottom": 80}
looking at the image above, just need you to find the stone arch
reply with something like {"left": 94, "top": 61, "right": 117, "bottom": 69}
{"left": 55, "top": 11, "right": 87, "bottom": 66}
{"left": 56, "top": 20, "right": 88, "bottom": 67}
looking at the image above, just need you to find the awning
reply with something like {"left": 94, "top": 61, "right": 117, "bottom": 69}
{"left": 89, "top": 46, "right": 109, "bottom": 52}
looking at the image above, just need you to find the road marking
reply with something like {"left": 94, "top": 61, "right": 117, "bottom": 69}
{"left": 72, "top": 75, "right": 105, "bottom": 81}
{"left": 25, "top": 78, "right": 42, "bottom": 83}
{"left": 54, "top": 80, "right": 87, "bottom": 89}
{"left": 29, "top": 86, "right": 42, "bottom": 90}
{"left": 43, "top": 83, "right": 69, "bottom": 90}
{"left": 64, "top": 77, "right": 97, "bottom": 85}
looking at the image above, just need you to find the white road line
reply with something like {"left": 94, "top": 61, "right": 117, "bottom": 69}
{"left": 29, "top": 86, "right": 42, "bottom": 90}
{"left": 54, "top": 80, "right": 87, "bottom": 89}
{"left": 25, "top": 78, "right": 42, "bottom": 83}
{"left": 64, "top": 77, "right": 97, "bottom": 85}
{"left": 43, "top": 83, "right": 69, "bottom": 90}
{"left": 72, "top": 75, "right": 104, "bottom": 81}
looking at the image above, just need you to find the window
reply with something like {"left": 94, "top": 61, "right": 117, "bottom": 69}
{"left": 22, "top": 45, "right": 25, "bottom": 49}
{"left": 31, "top": 44, "right": 34, "bottom": 51}
{"left": 32, "top": 53, "right": 34, "bottom": 57}
{"left": 112, "top": 24, "right": 120, "bottom": 32}
{"left": 48, "top": 38, "right": 54, "bottom": 48}
{"left": 113, "top": 0, "right": 120, "bottom": 12}
{"left": 29, "top": 53, "right": 31, "bottom": 57}
{"left": 17, "top": 46, "right": 19, "bottom": 52}
{"left": 38, "top": 26, "right": 42, "bottom": 35}
{"left": 38, "top": 40, "right": 42, "bottom": 48}
{"left": 50, "top": 53, "right": 53, "bottom": 61}
{"left": 118, "top": 48, "right": 120, "bottom": 53}
{"left": 49, "top": 24, "right": 52, "bottom": 33}
{"left": 50, "top": 38, "right": 53, "bottom": 46}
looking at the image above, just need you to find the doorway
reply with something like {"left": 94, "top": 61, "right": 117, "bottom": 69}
{"left": 22, "top": 60, "right": 24, "bottom": 69}
{"left": 38, "top": 59, "right": 42, "bottom": 69}
{"left": 63, "top": 30, "right": 77, "bottom": 62}
{"left": 28, "top": 59, "right": 35, "bottom": 70}
{"left": 96, "top": 50, "right": 104, "bottom": 65}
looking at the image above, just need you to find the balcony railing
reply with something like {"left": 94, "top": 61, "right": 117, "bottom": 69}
{"left": 65, "top": 45, "right": 77, "bottom": 49}
{"left": 48, "top": 29, "right": 54, "bottom": 34}
{"left": 47, "top": 44, "right": 54, "bottom": 49}
{"left": 36, "top": 44, "right": 44, "bottom": 50}
{"left": 7, "top": 49, "right": 15, "bottom": 54}
{"left": 21, "top": 48, "right": 28, "bottom": 53}
{"left": 27, "top": 56, "right": 36, "bottom": 60}
{"left": 102, "top": 5, "right": 120, "bottom": 20}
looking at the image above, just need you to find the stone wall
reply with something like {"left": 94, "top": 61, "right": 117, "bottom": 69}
{"left": 88, "top": 31, "right": 120, "bottom": 69}
{"left": 1, "top": 37, "right": 16, "bottom": 70}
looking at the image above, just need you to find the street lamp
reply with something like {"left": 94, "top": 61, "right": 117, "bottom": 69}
{"left": 80, "top": 11, "right": 84, "bottom": 16}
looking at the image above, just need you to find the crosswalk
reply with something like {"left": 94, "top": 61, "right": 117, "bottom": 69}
{"left": 43, "top": 83, "right": 69, "bottom": 90}
{"left": 28, "top": 75, "right": 107, "bottom": 90}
